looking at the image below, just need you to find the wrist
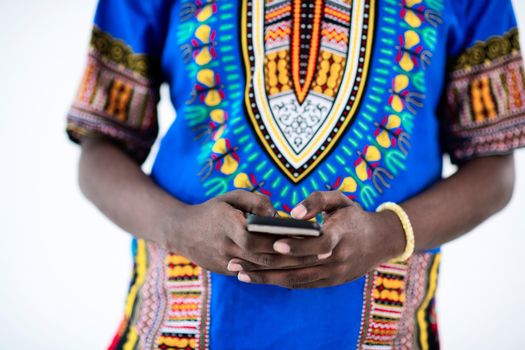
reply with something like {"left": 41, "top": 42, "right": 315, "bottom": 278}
{"left": 158, "top": 199, "right": 194, "bottom": 254}
{"left": 371, "top": 210, "right": 406, "bottom": 262}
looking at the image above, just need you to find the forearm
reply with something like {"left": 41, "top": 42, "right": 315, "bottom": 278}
{"left": 386, "top": 154, "right": 516, "bottom": 254}
{"left": 78, "top": 138, "right": 189, "bottom": 251}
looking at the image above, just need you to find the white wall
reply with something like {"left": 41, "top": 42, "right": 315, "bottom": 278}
{"left": 0, "top": 1, "right": 523, "bottom": 349}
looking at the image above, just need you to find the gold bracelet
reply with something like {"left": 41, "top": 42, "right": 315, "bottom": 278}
{"left": 376, "top": 202, "right": 415, "bottom": 262}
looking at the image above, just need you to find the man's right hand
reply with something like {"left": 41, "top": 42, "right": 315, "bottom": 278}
{"left": 165, "top": 190, "right": 278, "bottom": 275}
{"left": 79, "top": 138, "right": 322, "bottom": 278}
{"left": 165, "top": 190, "right": 322, "bottom": 276}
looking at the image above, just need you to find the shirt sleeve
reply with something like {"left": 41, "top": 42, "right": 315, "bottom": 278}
{"left": 66, "top": 0, "right": 168, "bottom": 163}
{"left": 442, "top": 0, "right": 525, "bottom": 164}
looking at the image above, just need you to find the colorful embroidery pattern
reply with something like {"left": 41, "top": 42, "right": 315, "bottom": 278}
{"left": 179, "top": 0, "right": 243, "bottom": 186}
{"left": 188, "top": 0, "right": 444, "bottom": 215}
{"left": 414, "top": 254, "right": 440, "bottom": 350}
{"left": 445, "top": 28, "right": 525, "bottom": 162}
{"left": 108, "top": 239, "right": 211, "bottom": 350}
{"left": 452, "top": 28, "right": 520, "bottom": 70}
{"left": 187, "top": 0, "right": 447, "bottom": 215}
{"left": 108, "top": 239, "right": 148, "bottom": 350}
{"left": 91, "top": 26, "right": 154, "bottom": 77}
{"left": 67, "top": 26, "right": 159, "bottom": 163}
{"left": 392, "top": 253, "right": 440, "bottom": 350}
{"left": 135, "top": 242, "right": 169, "bottom": 349}
{"left": 358, "top": 261, "right": 409, "bottom": 348}
{"left": 156, "top": 254, "right": 210, "bottom": 350}
{"left": 357, "top": 253, "right": 441, "bottom": 350}
{"left": 242, "top": 0, "right": 376, "bottom": 182}
{"left": 340, "top": 0, "right": 442, "bottom": 205}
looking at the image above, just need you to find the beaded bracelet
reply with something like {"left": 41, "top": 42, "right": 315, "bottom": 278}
{"left": 376, "top": 202, "right": 415, "bottom": 262}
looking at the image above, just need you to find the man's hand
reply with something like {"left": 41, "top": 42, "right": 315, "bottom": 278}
{"left": 78, "top": 139, "right": 327, "bottom": 276}
{"left": 174, "top": 190, "right": 327, "bottom": 275}
{"left": 228, "top": 191, "right": 404, "bottom": 289}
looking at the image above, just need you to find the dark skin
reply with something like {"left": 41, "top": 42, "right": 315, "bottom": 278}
{"left": 79, "top": 138, "right": 322, "bottom": 275}
{"left": 79, "top": 137, "right": 515, "bottom": 289}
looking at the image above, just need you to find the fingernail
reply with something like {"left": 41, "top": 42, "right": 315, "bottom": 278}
{"left": 273, "top": 241, "right": 291, "bottom": 254}
{"left": 227, "top": 262, "right": 243, "bottom": 272}
{"left": 237, "top": 272, "right": 251, "bottom": 283}
{"left": 318, "top": 252, "right": 332, "bottom": 260}
{"left": 291, "top": 204, "right": 307, "bottom": 219}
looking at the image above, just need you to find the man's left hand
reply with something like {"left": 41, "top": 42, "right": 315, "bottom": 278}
{"left": 227, "top": 191, "right": 405, "bottom": 289}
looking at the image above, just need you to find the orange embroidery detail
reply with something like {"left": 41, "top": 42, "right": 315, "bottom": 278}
{"left": 510, "top": 69, "right": 524, "bottom": 108}
{"left": 290, "top": 0, "right": 324, "bottom": 104}
{"left": 265, "top": 4, "right": 292, "bottom": 21}
{"left": 324, "top": 6, "right": 350, "bottom": 22}
{"left": 470, "top": 77, "right": 497, "bottom": 122}
{"left": 106, "top": 79, "right": 133, "bottom": 122}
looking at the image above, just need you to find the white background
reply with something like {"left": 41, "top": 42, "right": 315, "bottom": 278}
{"left": 0, "top": 1, "right": 524, "bottom": 349}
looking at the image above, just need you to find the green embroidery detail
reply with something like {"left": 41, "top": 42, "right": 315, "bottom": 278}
{"left": 385, "top": 149, "right": 407, "bottom": 175}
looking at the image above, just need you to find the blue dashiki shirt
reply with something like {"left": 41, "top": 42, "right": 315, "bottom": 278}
{"left": 66, "top": 0, "right": 525, "bottom": 349}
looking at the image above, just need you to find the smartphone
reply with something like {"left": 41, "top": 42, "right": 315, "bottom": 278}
{"left": 246, "top": 214, "right": 321, "bottom": 237}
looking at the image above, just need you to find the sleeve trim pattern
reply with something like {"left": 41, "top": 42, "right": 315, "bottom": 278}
{"left": 445, "top": 28, "right": 525, "bottom": 163}
{"left": 90, "top": 26, "right": 162, "bottom": 79}
{"left": 66, "top": 26, "right": 159, "bottom": 163}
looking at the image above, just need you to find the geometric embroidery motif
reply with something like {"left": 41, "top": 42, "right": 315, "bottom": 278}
{"left": 414, "top": 254, "right": 440, "bottom": 350}
{"left": 357, "top": 253, "right": 441, "bottom": 350}
{"left": 155, "top": 253, "right": 210, "bottom": 350}
{"left": 392, "top": 253, "right": 440, "bottom": 350}
{"left": 357, "top": 261, "right": 409, "bottom": 349}
{"left": 445, "top": 28, "right": 525, "bottom": 162}
{"left": 242, "top": 0, "right": 376, "bottom": 182}
{"left": 67, "top": 26, "right": 159, "bottom": 163}
{"left": 108, "top": 240, "right": 211, "bottom": 350}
